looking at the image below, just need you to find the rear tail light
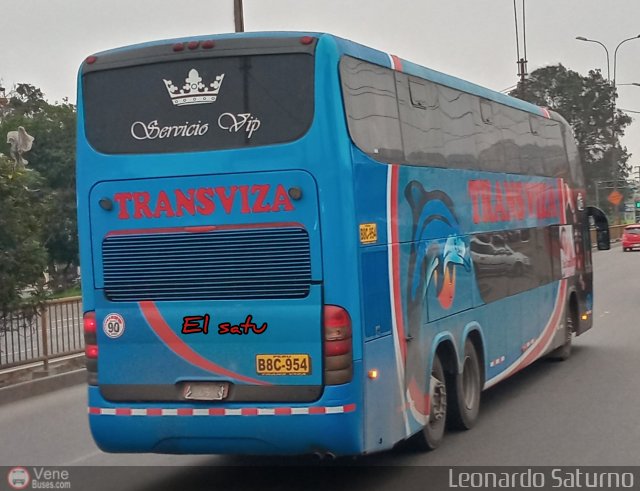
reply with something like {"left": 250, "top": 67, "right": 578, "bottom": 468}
{"left": 323, "top": 305, "right": 353, "bottom": 385}
{"left": 85, "top": 345, "right": 98, "bottom": 359}
{"left": 83, "top": 312, "right": 98, "bottom": 385}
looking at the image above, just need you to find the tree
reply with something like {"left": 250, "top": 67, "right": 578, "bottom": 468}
{"left": 510, "top": 65, "right": 633, "bottom": 209}
{"left": 0, "top": 155, "right": 48, "bottom": 313}
{"left": 0, "top": 83, "right": 78, "bottom": 292}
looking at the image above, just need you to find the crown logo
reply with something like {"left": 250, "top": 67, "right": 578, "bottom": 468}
{"left": 163, "top": 69, "right": 225, "bottom": 106}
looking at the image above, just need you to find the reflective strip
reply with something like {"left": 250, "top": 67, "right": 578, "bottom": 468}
{"left": 88, "top": 404, "right": 357, "bottom": 416}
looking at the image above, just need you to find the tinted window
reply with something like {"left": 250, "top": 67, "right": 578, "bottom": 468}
{"left": 472, "top": 227, "right": 555, "bottom": 304}
{"left": 83, "top": 53, "right": 314, "bottom": 154}
{"left": 339, "top": 57, "right": 403, "bottom": 161}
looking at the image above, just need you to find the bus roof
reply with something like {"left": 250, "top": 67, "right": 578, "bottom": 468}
{"left": 87, "top": 31, "right": 548, "bottom": 119}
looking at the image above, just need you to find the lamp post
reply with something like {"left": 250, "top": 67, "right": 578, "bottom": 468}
{"left": 234, "top": 0, "right": 244, "bottom": 33}
{"left": 577, "top": 34, "right": 640, "bottom": 223}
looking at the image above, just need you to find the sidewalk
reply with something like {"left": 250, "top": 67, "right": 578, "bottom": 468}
{"left": 0, "top": 357, "right": 86, "bottom": 405}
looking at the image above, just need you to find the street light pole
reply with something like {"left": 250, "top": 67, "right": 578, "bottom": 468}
{"left": 577, "top": 34, "right": 640, "bottom": 223}
{"left": 234, "top": 0, "right": 244, "bottom": 33}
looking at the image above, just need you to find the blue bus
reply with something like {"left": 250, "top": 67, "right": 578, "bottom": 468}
{"left": 77, "top": 32, "right": 609, "bottom": 456}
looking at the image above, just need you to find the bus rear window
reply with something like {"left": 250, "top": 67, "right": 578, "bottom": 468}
{"left": 82, "top": 53, "right": 314, "bottom": 154}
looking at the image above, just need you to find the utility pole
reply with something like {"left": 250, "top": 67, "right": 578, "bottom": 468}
{"left": 234, "top": 0, "right": 245, "bottom": 33}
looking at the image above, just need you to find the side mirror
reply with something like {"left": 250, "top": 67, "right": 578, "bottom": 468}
{"left": 587, "top": 206, "right": 610, "bottom": 250}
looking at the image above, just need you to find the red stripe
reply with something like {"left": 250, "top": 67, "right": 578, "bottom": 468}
{"left": 274, "top": 407, "right": 292, "bottom": 415}
{"left": 515, "top": 280, "right": 567, "bottom": 370}
{"left": 88, "top": 407, "right": 101, "bottom": 414}
{"left": 147, "top": 408, "right": 162, "bottom": 416}
{"left": 177, "top": 408, "right": 193, "bottom": 416}
{"left": 208, "top": 408, "right": 225, "bottom": 416}
{"left": 115, "top": 408, "right": 132, "bottom": 416}
{"left": 308, "top": 406, "right": 326, "bottom": 415}
{"left": 390, "top": 166, "right": 407, "bottom": 362}
{"left": 343, "top": 403, "right": 357, "bottom": 413}
{"left": 390, "top": 54, "right": 403, "bottom": 71}
{"left": 139, "top": 301, "right": 269, "bottom": 385}
{"left": 241, "top": 408, "right": 259, "bottom": 416}
{"left": 107, "top": 222, "right": 305, "bottom": 237}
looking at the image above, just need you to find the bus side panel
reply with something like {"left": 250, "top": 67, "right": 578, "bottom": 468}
{"left": 362, "top": 335, "right": 407, "bottom": 453}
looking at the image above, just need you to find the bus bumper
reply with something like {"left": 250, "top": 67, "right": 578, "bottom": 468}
{"left": 87, "top": 364, "right": 363, "bottom": 456}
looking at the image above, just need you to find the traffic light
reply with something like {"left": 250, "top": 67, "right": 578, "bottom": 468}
{"left": 636, "top": 200, "right": 640, "bottom": 209}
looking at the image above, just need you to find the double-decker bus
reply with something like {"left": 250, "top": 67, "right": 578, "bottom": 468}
{"left": 77, "top": 32, "right": 610, "bottom": 456}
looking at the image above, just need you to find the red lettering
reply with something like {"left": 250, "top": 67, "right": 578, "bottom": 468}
{"left": 251, "top": 184, "right": 272, "bottom": 213}
{"left": 216, "top": 186, "right": 237, "bottom": 214}
{"left": 271, "top": 184, "right": 294, "bottom": 212}
{"left": 175, "top": 189, "right": 196, "bottom": 217}
{"left": 525, "top": 183, "right": 543, "bottom": 218}
{"left": 182, "top": 315, "right": 210, "bottom": 335}
{"left": 238, "top": 185, "right": 251, "bottom": 214}
{"left": 133, "top": 192, "right": 153, "bottom": 219}
{"left": 505, "top": 182, "right": 525, "bottom": 221}
{"left": 218, "top": 322, "right": 231, "bottom": 335}
{"left": 467, "top": 180, "right": 493, "bottom": 223}
{"left": 230, "top": 324, "right": 242, "bottom": 335}
{"left": 113, "top": 192, "right": 133, "bottom": 220}
{"left": 493, "top": 182, "right": 508, "bottom": 222}
{"left": 153, "top": 191, "right": 176, "bottom": 218}
{"left": 195, "top": 188, "right": 215, "bottom": 215}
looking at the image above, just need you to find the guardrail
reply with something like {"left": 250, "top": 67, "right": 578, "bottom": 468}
{"left": 0, "top": 296, "right": 83, "bottom": 370}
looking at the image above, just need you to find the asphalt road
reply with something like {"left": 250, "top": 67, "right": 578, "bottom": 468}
{"left": 1, "top": 245, "right": 639, "bottom": 489}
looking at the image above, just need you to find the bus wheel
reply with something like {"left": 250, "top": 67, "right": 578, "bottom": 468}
{"left": 448, "top": 339, "right": 482, "bottom": 431}
{"left": 549, "top": 306, "right": 573, "bottom": 361}
{"left": 412, "top": 354, "right": 447, "bottom": 451}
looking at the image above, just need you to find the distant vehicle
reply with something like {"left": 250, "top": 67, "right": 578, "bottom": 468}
{"left": 470, "top": 238, "right": 531, "bottom": 276}
{"left": 622, "top": 225, "right": 640, "bottom": 251}
{"left": 77, "top": 31, "right": 610, "bottom": 457}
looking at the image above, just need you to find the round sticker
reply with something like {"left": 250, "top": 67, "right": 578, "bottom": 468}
{"left": 103, "top": 313, "right": 125, "bottom": 338}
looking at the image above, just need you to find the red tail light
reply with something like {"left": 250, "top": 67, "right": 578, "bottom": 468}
{"left": 85, "top": 345, "right": 98, "bottom": 359}
{"left": 323, "top": 305, "right": 353, "bottom": 385}
{"left": 83, "top": 312, "right": 97, "bottom": 335}
{"left": 83, "top": 311, "right": 98, "bottom": 385}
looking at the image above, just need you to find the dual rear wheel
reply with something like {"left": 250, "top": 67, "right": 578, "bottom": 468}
{"left": 412, "top": 339, "right": 482, "bottom": 451}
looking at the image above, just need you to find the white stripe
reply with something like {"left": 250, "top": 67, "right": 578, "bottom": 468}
{"left": 225, "top": 408, "right": 242, "bottom": 416}
{"left": 386, "top": 166, "right": 411, "bottom": 436}
{"left": 101, "top": 408, "right": 116, "bottom": 415}
{"left": 325, "top": 406, "right": 344, "bottom": 414}
{"left": 257, "top": 408, "right": 276, "bottom": 416}
{"left": 386, "top": 53, "right": 395, "bottom": 69}
{"left": 130, "top": 408, "right": 146, "bottom": 416}
{"left": 192, "top": 409, "right": 210, "bottom": 416}
{"left": 291, "top": 407, "right": 308, "bottom": 415}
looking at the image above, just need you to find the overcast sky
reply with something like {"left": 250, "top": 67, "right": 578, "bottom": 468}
{"left": 2, "top": 0, "right": 640, "bottom": 168}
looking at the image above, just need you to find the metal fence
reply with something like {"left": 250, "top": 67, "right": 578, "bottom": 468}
{"left": 0, "top": 296, "right": 84, "bottom": 370}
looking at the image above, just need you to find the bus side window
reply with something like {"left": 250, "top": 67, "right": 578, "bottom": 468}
{"left": 339, "top": 57, "right": 403, "bottom": 162}
{"left": 397, "top": 74, "right": 444, "bottom": 166}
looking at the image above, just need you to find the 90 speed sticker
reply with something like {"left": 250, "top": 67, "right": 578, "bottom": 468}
{"left": 103, "top": 313, "right": 125, "bottom": 338}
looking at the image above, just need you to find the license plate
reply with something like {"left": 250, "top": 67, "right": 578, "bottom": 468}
{"left": 182, "top": 382, "right": 229, "bottom": 401}
{"left": 256, "top": 354, "right": 311, "bottom": 376}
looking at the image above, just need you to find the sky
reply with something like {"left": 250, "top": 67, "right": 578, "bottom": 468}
{"left": 2, "top": 0, "right": 640, "bottom": 171}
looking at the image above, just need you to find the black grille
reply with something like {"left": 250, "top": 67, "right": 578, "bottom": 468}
{"left": 102, "top": 227, "right": 312, "bottom": 301}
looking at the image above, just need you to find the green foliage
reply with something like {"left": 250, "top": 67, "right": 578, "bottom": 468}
{"left": 0, "top": 82, "right": 78, "bottom": 303}
{"left": 510, "top": 65, "right": 633, "bottom": 208}
{"left": 0, "top": 156, "right": 48, "bottom": 313}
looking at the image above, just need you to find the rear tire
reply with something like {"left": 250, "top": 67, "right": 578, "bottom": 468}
{"left": 447, "top": 339, "right": 482, "bottom": 430}
{"left": 411, "top": 354, "right": 447, "bottom": 451}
